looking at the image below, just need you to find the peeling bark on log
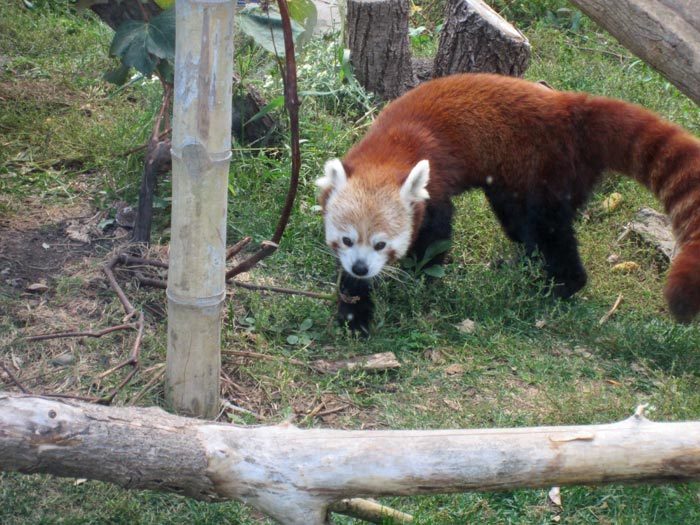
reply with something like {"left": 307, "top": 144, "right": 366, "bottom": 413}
{"left": 433, "top": 0, "right": 531, "bottom": 78}
{"left": 570, "top": 0, "right": 700, "bottom": 105}
{"left": 2, "top": 395, "right": 700, "bottom": 525}
{"left": 346, "top": 0, "right": 415, "bottom": 100}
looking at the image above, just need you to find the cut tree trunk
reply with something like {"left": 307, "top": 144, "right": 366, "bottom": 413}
{"left": 2, "top": 395, "right": 700, "bottom": 525}
{"left": 346, "top": 0, "right": 415, "bottom": 100}
{"left": 166, "top": 0, "right": 234, "bottom": 418}
{"left": 433, "top": 0, "right": 530, "bottom": 78}
{"left": 570, "top": 0, "right": 700, "bottom": 105}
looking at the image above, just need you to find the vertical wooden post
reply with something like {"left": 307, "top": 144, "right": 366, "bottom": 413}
{"left": 166, "top": 0, "right": 234, "bottom": 418}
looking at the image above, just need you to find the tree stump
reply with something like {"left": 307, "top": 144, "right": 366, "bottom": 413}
{"left": 346, "top": 0, "right": 415, "bottom": 100}
{"left": 433, "top": 0, "right": 531, "bottom": 78}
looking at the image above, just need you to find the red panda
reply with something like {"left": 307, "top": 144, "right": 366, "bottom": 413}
{"left": 316, "top": 73, "right": 700, "bottom": 333}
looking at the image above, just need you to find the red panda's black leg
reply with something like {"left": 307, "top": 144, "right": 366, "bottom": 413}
{"left": 484, "top": 188, "right": 526, "bottom": 243}
{"left": 524, "top": 201, "right": 587, "bottom": 299}
{"left": 337, "top": 270, "right": 373, "bottom": 335}
{"left": 410, "top": 200, "right": 455, "bottom": 266}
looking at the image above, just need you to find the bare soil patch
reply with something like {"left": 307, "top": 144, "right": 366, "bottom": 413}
{"left": 0, "top": 198, "right": 114, "bottom": 292}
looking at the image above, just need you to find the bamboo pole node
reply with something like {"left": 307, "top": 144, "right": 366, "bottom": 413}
{"left": 166, "top": 289, "right": 226, "bottom": 308}
{"left": 170, "top": 145, "right": 232, "bottom": 164}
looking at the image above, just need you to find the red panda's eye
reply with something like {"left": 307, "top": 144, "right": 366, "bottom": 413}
{"left": 342, "top": 236, "right": 353, "bottom": 247}
{"left": 374, "top": 241, "right": 386, "bottom": 251}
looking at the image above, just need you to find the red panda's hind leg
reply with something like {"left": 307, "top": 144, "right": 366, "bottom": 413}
{"left": 524, "top": 201, "right": 587, "bottom": 299}
{"left": 485, "top": 187, "right": 527, "bottom": 244}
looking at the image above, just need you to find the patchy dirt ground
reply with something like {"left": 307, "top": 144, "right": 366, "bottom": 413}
{"left": 0, "top": 199, "right": 104, "bottom": 289}
{"left": 0, "top": 195, "right": 374, "bottom": 427}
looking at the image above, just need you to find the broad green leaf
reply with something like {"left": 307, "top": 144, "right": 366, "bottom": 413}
{"left": 109, "top": 10, "right": 175, "bottom": 76}
{"left": 299, "top": 318, "right": 313, "bottom": 331}
{"left": 148, "top": 9, "right": 175, "bottom": 60}
{"left": 103, "top": 63, "right": 131, "bottom": 86}
{"left": 286, "top": 335, "right": 299, "bottom": 345}
{"left": 287, "top": 0, "right": 317, "bottom": 44}
{"left": 422, "top": 265, "right": 446, "bottom": 278}
{"left": 244, "top": 95, "right": 285, "bottom": 126}
{"left": 423, "top": 239, "right": 452, "bottom": 264}
{"left": 154, "top": 0, "right": 174, "bottom": 9}
{"left": 238, "top": 6, "right": 304, "bottom": 56}
{"left": 156, "top": 59, "right": 174, "bottom": 84}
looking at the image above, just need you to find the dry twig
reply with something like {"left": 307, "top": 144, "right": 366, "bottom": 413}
{"left": 599, "top": 293, "right": 623, "bottom": 325}
{"left": 0, "top": 363, "right": 29, "bottom": 393}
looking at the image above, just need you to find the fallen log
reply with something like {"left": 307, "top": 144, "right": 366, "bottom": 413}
{"left": 2, "top": 395, "right": 699, "bottom": 524}
{"left": 570, "top": 0, "right": 700, "bottom": 104}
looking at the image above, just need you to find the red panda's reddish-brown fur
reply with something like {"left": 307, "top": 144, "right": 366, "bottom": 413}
{"left": 338, "top": 73, "right": 700, "bottom": 323}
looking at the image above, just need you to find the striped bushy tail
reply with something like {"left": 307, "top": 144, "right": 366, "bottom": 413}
{"left": 582, "top": 96, "right": 700, "bottom": 322}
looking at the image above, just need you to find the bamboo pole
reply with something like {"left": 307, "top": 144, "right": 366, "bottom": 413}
{"left": 2, "top": 395, "right": 699, "bottom": 525}
{"left": 166, "top": 0, "right": 235, "bottom": 418}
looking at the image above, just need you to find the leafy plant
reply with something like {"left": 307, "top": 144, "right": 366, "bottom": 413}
{"left": 286, "top": 317, "right": 317, "bottom": 346}
{"left": 403, "top": 239, "right": 452, "bottom": 278}
{"left": 237, "top": 4, "right": 305, "bottom": 56}
{"left": 544, "top": 8, "right": 583, "bottom": 31}
{"left": 107, "top": 7, "right": 174, "bottom": 81}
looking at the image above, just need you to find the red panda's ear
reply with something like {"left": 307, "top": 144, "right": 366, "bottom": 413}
{"left": 316, "top": 159, "right": 347, "bottom": 194}
{"left": 400, "top": 160, "right": 430, "bottom": 204}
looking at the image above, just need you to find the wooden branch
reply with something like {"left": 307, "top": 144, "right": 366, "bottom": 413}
{"left": 2, "top": 395, "right": 699, "bottom": 525}
{"left": 271, "top": 0, "right": 302, "bottom": 244}
{"left": 312, "top": 352, "right": 401, "bottom": 374}
{"left": 226, "top": 236, "right": 252, "bottom": 260}
{"left": 231, "top": 280, "right": 335, "bottom": 301}
{"left": 328, "top": 498, "right": 414, "bottom": 523}
{"left": 0, "top": 364, "right": 28, "bottom": 393}
{"left": 225, "top": 241, "right": 278, "bottom": 279}
{"left": 569, "top": 0, "right": 700, "bottom": 104}
{"left": 25, "top": 323, "right": 136, "bottom": 342}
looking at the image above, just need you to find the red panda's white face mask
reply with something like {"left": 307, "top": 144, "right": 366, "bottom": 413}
{"left": 316, "top": 159, "right": 430, "bottom": 279}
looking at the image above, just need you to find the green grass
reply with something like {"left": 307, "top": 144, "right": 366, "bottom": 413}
{"left": 2, "top": 1, "right": 700, "bottom": 524}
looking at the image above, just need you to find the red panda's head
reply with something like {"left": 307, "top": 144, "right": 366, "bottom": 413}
{"left": 316, "top": 158, "right": 430, "bottom": 279}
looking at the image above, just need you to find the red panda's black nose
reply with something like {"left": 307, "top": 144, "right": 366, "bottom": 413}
{"left": 352, "top": 261, "right": 369, "bottom": 276}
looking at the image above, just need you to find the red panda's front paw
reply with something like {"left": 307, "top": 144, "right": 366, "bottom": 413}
{"left": 337, "top": 300, "right": 372, "bottom": 336}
